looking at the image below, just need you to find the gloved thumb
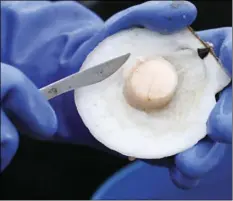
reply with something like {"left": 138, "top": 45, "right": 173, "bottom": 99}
{"left": 105, "top": 1, "right": 197, "bottom": 35}
{"left": 1, "top": 63, "right": 58, "bottom": 140}
{"left": 1, "top": 63, "right": 58, "bottom": 172}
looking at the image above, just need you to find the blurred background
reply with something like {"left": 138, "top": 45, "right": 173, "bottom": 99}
{"left": 1, "top": 1, "right": 232, "bottom": 200}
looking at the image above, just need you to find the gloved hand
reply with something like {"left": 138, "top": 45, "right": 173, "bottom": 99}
{"left": 170, "top": 27, "right": 232, "bottom": 188}
{"left": 1, "top": 0, "right": 104, "bottom": 172}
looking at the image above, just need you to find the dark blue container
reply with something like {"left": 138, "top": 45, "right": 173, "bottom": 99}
{"left": 92, "top": 145, "right": 232, "bottom": 200}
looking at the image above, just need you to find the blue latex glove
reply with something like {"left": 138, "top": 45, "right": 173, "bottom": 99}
{"left": 170, "top": 27, "right": 232, "bottom": 188}
{"left": 1, "top": 0, "right": 104, "bottom": 172}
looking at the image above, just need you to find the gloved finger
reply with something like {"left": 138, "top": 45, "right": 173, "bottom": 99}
{"left": 1, "top": 109, "right": 19, "bottom": 172}
{"left": 105, "top": 1, "right": 197, "bottom": 35}
{"left": 169, "top": 166, "right": 200, "bottom": 189}
{"left": 219, "top": 30, "right": 232, "bottom": 77}
{"left": 76, "top": 1, "right": 197, "bottom": 68}
{"left": 198, "top": 28, "right": 232, "bottom": 143}
{"left": 207, "top": 86, "right": 232, "bottom": 143}
{"left": 1, "top": 63, "right": 58, "bottom": 139}
{"left": 174, "top": 137, "right": 227, "bottom": 178}
{"left": 197, "top": 28, "right": 232, "bottom": 74}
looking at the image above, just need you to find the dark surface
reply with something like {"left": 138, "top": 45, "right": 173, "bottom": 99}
{"left": 1, "top": 137, "right": 129, "bottom": 199}
{"left": 1, "top": 1, "right": 232, "bottom": 200}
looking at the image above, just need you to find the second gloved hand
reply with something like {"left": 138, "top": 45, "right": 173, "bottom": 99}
{"left": 170, "top": 27, "right": 232, "bottom": 188}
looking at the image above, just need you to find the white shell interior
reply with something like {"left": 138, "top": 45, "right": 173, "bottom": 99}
{"left": 74, "top": 28, "right": 231, "bottom": 159}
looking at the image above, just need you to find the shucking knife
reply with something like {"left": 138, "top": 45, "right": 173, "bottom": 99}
{"left": 40, "top": 53, "right": 131, "bottom": 100}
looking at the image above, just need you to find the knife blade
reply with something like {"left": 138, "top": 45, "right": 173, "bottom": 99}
{"left": 40, "top": 53, "right": 131, "bottom": 100}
